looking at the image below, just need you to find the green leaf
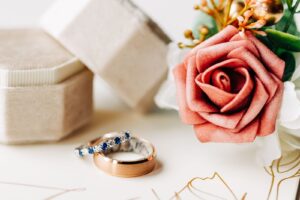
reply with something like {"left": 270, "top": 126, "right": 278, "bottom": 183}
{"left": 192, "top": 12, "right": 218, "bottom": 39}
{"left": 266, "top": 29, "right": 300, "bottom": 52}
{"left": 275, "top": 9, "right": 300, "bottom": 36}
{"left": 280, "top": 52, "right": 296, "bottom": 81}
{"left": 286, "top": 0, "right": 294, "bottom": 10}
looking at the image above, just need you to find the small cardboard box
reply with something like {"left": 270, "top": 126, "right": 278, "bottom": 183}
{"left": 0, "top": 29, "right": 93, "bottom": 144}
{"left": 41, "top": 0, "right": 170, "bottom": 112}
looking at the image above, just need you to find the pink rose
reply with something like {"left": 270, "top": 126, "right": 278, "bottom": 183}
{"left": 173, "top": 25, "right": 285, "bottom": 143}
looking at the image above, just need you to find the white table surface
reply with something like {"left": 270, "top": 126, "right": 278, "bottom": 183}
{"left": 0, "top": 76, "right": 298, "bottom": 200}
{"left": 0, "top": 1, "right": 299, "bottom": 200}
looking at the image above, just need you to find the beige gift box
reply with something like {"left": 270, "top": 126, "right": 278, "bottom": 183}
{"left": 0, "top": 29, "right": 93, "bottom": 144}
{"left": 41, "top": 0, "right": 170, "bottom": 112}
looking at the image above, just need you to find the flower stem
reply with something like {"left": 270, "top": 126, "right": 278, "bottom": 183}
{"left": 283, "top": 0, "right": 300, "bottom": 32}
{"left": 209, "top": 0, "right": 219, "bottom": 10}
{"left": 223, "top": 0, "right": 233, "bottom": 27}
{"left": 227, "top": 5, "right": 249, "bottom": 25}
{"left": 211, "top": 10, "right": 225, "bottom": 30}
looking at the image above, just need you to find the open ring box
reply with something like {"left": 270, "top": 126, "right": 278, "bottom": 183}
{"left": 0, "top": 0, "right": 169, "bottom": 144}
{"left": 41, "top": 0, "right": 170, "bottom": 112}
{"left": 0, "top": 30, "right": 93, "bottom": 144}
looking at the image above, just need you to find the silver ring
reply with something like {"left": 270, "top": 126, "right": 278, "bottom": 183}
{"left": 74, "top": 131, "right": 131, "bottom": 157}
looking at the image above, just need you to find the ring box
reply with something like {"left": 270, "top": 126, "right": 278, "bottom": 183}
{"left": 0, "top": 29, "right": 93, "bottom": 144}
{"left": 41, "top": 0, "right": 170, "bottom": 112}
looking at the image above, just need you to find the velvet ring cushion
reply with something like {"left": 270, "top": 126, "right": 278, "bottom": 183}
{"left": 0, "top": 29, "right": 93, "bottom": 144}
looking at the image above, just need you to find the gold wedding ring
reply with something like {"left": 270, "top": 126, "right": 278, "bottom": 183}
{"left": 91, "top": 132, "right": 156, "bottom": 178}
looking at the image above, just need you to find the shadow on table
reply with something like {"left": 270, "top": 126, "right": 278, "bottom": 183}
{"left": 61, "top": 108, "right": 178, "bottom": 145}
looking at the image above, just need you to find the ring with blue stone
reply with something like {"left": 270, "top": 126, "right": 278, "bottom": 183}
{"left": 74, "top": 131, "right": 131, "bottom": 157}
{"left": 92, "top": 133, "right": 156, "bottom": 178}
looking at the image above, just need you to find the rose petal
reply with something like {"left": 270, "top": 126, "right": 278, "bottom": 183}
{"left": 279, "top": 82, "right": 300, "bottom": 123}
{"left": 196, "top": 81, "right": 236, "bottom": 108}
{"left": 154, "top": 79, "right": 179, "bottom": 110}
{"left": 220, "top": 68, "right": 254, "bottom": 113}
{"left": 291, "top": 53, "right": 300, "bottom": 82}
{"left": 191, "top": 25, "right": 239, "bottom": 51}
{"left": 192, "top": 40, "right": 259, "bottom": 73}
{"left": 173, "top": 63, "right": 207, "bottom": 124}
{"left": 257, "top": 74, "right": 284, "bottom": 136}
{"left": 279, "top": 131, "right": 300, "bottom": 152}
{"left": 194, "top": 118, "right": 259, "bottom": 143}
{"left": 230, "top": 69, "right": 247, "bottom": 93}
{"left": 230, "top": 33, "right": 247, "bottom": 42}
{"left": 230, "top": 32, "right": 285, "bottom": 79}
{"left": 195, "top": 59, "right": 255, "bottom": 113}
{"left": 186, "top": 61, "right": 219, "bottom": 112}
{"left": 211, "top": 69, "right": 232, "bottom": 92}
{"left": 280, "top": 90, "right": 300, "bottom": 131}
{"left": 255, "top": 130, "right": 281, "bottom": 166}
{"left": 281, "top": 116, "right": 300, "bottom": 131}
{"left": 245, "top": 32, "right": 285, "bottom": 79}
{"left": 196, "top": 40, "right": 256, "bottom": 72}
{"left": 155, "top": 43, "right": 190, "bottom": 110}
{"left": 199, "top": 109, "right": 245, "bottom": 129}
{"left": 280, "top": 125, "right": 300, "bottom": 138}
{"left": 200, "top": 59, "right": 248, "bottom": 84}
{"left": 234, "top": 77, "right": 269, "bottom": 131}
{"left": 280, "top": 130, "right": 300, "bottom": 150}
{"left": 167, "top": 43, "right": 190, "bottom": 78}
{"left": 228, "top": 47, "right": 278, "bottom": 100}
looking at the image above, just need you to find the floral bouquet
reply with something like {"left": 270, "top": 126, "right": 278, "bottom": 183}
{"left": 155, "top": 0, "right": 300, "bottom": 165}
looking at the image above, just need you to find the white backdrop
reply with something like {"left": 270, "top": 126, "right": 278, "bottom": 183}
{"left": 0, "top": 0, "right": 197, "bottom": 41}
{"left": 0, "top": 1, "right": 299, "bottom": 200}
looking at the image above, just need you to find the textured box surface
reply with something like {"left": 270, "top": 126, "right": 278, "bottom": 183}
{"left": 0, "top": 70, "right": 93, "bottom": 144}
{"left": 0, "top": 29, "right": 93, "bottom": 144}
{"left": 41, "top": 0, "right": 170, "bottom": 111}
{"left": 0, "top": 29, "right": 85, "bottom": 87}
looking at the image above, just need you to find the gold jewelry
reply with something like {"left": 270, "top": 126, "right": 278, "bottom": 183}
{"left": 92, "top": 132, "right": 156, "bottom": 178}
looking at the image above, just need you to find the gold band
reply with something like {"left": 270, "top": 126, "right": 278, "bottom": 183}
{"left": 92, "top": 132, "right": 156, "bottom": 178}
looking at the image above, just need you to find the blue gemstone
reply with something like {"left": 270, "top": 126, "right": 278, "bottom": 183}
{"left": 125, "top": 132, "right": 130, "bottom": 139}
{"left": 88, "top": 147, "right": 94, "bottom": 154}
{"left": 101, "top": 142, "right": 108, "bottom": 151}
{"left": 78, "top": 149, "right": 83, "bottom": 157}
{"left": 114, "top": 137, "right": 121, "bottom": 144}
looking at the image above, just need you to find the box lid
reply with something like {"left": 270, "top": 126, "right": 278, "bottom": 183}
{"left": 41, "top": 0, "right": 170, "bottom": 111}
{"left": 40, "top": 0, "right": 170, "bottom": 45}
{"left": 0, "top": 29, "right": 85, "bottom": 87}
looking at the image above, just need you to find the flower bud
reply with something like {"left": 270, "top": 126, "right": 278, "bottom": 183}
{"left": 184, "top": 29, "right": 194, "bottom": 39}
{"left": 253, "top": 0, "right": 284, "bottom": 25}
